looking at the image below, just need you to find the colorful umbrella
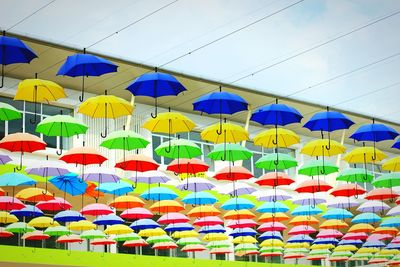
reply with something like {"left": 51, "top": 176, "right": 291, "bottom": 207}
{"left": 0, "top": 212, "right": 18, "bottom": 224}
{"left": 221, "top": 198, "right": 255, "bottom": 210}
{"left": 36, "top": 197, "right": 72, "bottom": 212}
{"left": 0, "top": 172, "right": 36, "bottom": 187}
{"left": 322, "top": 208, "right": 353, "bottom": 220}
{"left": 382, "top": 156, "right": 400, "bottom": 171}
{"left": 187, "top": 205, "right": 220, "bottom": 218}
{"left": 44, "top": 226, "right": 71, "bottom": 237}
{"left": 115, "top": 154, "right": 159, "bottom": 172}
{"left": 253, "top": 189, "right": 293, "bottom": 202}
{"left": 372, "top": 173, "right": 400, "bottom": 188}
{"left": 298, "top": 159, "right": 338, "bottom": 176}
{"left": 208, "top": 143, "right": 252, "bottom": 162}
{"left": 155, "top": 139, "right": 201, "bottom": 159}
{"left": 96, "top": 181, "right": 133, "bottom": 196}
{"left": 16, "top": 187, "right": 54, "bottom": 202}
{"left": 6, "top": 222, "right": 34, "bottom": 234}
{"left": 28, "top": 216, "right": 59, "bottom": 228}
{"left": 109, "top": 195, "right": 144, "bottom": 210}
{"left": 54, "top": 210, "right": 85, "bottom": 223}
{"left": 11, "top": 205, "right": 43, "bottom": 218}
{"left": 343, "top": 146, "right": 387, "bottom": 163}
{"left": 80, "top": 229, "right": 106, "bottom": 239}
{"left": 295, "top": 180, "right": 333, "bottom": 193}
{"left": 104, "top": 224, "right": 133, "bottom": 235}
{"left": 181, "top": 192, "right": 217, "bottom": 205}
{"left": 256, "top": 202, "right": 289, "bottom": 213}
{"left": 255, "top": 153, "right": 297, "bottom": 170}
{"left": 213, "top": 166, "right": 253, "bottom": 181}
{"left": 158, "top": 213, "right": 189, "bottom": 224}
{"left": 330, "top": 184, "right": 366, "bottom": 197}
{"left": 253, "top": 128, "right": 300, "bottom": 148}
{"left": 0, "top": 196, "right": 25, "bottom": 210}
{"left": 365, "top": 188, "right": 398, "bottom": 200}
{"left": 301, "top": 139, "right": 346, "bottom": 156}
{"left": 336, "top": 168, "right": 373, "bottom": 183}
{"left": 292, "top": 193, "right": 326, "bottom": 205}
{"left": 291, "top": 205, "right": 322, "bottom": 216}
{"left": 201, "top": 122, "right": 248, "bottom": 144}
{"left": 69, "top": 221, "right": 96, "bottom": 231}
{"left": 258, "top": 213, "right": 289, "bottom": 223}
{"left": 49, "top": 173, "right": 87, "bottom": 196}
{"left": 255, "top": 172, "right": 294, "bottom": 186}
{"left": 130, "top": 219, "right": 160, "bottom": 230}
{"left": 141, "top": 187, "right": 178, "bottom": 201}
{"left": 357, "top": 200, "right": 390, "bottom": 213}
{"left": 167, "top": 158, "right": 209, "bottom": 175}
{"left": 176, "top": 178, "right": 215, "bottom": 192}
{"left": 80, "top": 203, "right": 113, "bottom": 216}
{"left": 56, "top": 234, "right": 83, "bottom": 244}
{"left": 59, "top": 146, "right": 107, "bottom": 167}
{"left": 351, "top": 213, "right": 381, "bottom": 224}
{"left": 93, "top": 214, "right": 124, "bottom": 225}
{"left": 0, "top": 102, "right": 21, "bottom": 121}
{"left": 120, "top": 207, "right": 153, "bottom": 220}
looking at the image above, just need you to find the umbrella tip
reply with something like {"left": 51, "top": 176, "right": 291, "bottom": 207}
{"left": 219, "top": 85, "right": 222, "bottom": 92}
{"left": 83, "top": 48, "right": 86, "bottom": 54}
{"left": 155, "top": 67, "right": 158, "bottom": 72}
{"left": 275, "top": 99, "right": 278, "bottom": 104}
{"left": 2, "top": 31, "right": 5, "bottom": 36}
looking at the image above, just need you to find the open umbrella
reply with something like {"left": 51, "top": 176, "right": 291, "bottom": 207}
{"left": 109, "top": 195, "right": 144, "bottom": 210}
{"left": 140, "top": 187, "right": 177, "bottom": 201}
{"left": 11, "top": 205, "right": 43, "bottom": 218}
{"left": 36, "top": 197, "right": 72, "bottom": 212}
{"left": 208, "top": 143, "right": 252, "bottom": 162}
{"left": 0, "top": 132, "right": 46, "bottom": 170}
{"left": 0, "top": 102, "right": 21, "bottom": 121}
{"left": 155, "top": 139, "right": 202, "bottom": 159}
{"left": 16, "top": 187, "right": 54, "bottom": 202}
{"left": 80, "top": 203, "right": 113, "bottom": 216}
{"left": 382, "top": 156, "right": 400, "bottom": 171}
{"left": 120, "top": 207, "right": 152, "bottom": 220}
{"left": 57, "top": 49, "right": 118, "bottom": 102}
{"left": 0, "top": 32, "right": 37, "bottom": 88}
{"left": 0, "top": 196, "right": 25, "bottom": 211}
{"left": 49, "top": 173, "right": 87, "bottom": 196}
{"left": 96, "top": 181, "right": 133, "bottom": 196}
{"left": 253, "top": 128, "right": 300, "bottom": 148}
{"left": 255, "top": 153, "right": 297, "bottom": 170}
{"left": 78, "top": 91, "right": 133, "bottom": 137}
{"left": 127, "top": 71, "right": 186, "bottom": 118}
{"left": 54, "top": 210, "right": 84, "bottom": 223}
{"left": 298, "top": 159, "right": 338, "bottom": 176}
{"left": 182, "top": 192, "right": 217, "bottom": 205}
{"left": 330, "top": 184, "right": 366, "bottom": 197}
{"left": 336, "top": 168, "right": 374, "bottom": 183}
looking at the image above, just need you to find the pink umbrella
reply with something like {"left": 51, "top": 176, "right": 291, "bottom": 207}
{"left": 153, "top": 241, "right": 178, "bottom": 250}
{"left": 56, "top": 234, "right": 83, "bottom": 243}
{"left": 392, "top": 236, "right": 400, "bottom": 244}
{"left": 227, "top": 219, "right": 257, "bottom": 229}
{"left": 80, "top": 203, "right": 113, "bottom": 216}
{"left": 120, "top": 207, "right": 153, "bottom": 220}
{"left": 0, "top": 196, "right": 25, "bottom": 210}
{"left": 316, "top": 229, "right": 343, "bottom": 238}
{"left": 258, "top": 221, "right": 287, "bottom": 232}
{"left": 158, "top": 213, "right": 190, "bottom": 224}
{"left": 193, "top": 216, "right": 223, "bottom": 227}
{"left": 36, "top": 197, "right": 72, "bottom": 212}
{"left": 342, "top": 232, "right": 368, "bottom": 240}
{"left": 367, "top": 233, "right": 392, "bottom": 241}
{"left": 288, "top": 225, "right": 316, "bottom": 235}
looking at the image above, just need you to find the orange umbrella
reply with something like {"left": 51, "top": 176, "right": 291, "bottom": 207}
{"left": 366, "top": 188, "right": 399, "bottom": 200}
{"left": 289, "top": 216, "right": 319, "bottom": 226}
{"left": 115, "top": 154, "right": 159, "bottom": 172}
{"left": 109, "top": 195, "right": 144, "bottom": 210}
{"left": 187, "top": 205, "right": 220, "bottom": 218}
{"left": 348, "top": 224, "right": 375, "bottom": 233}
{"left": 255, "top": 172, "right": 295, "bottom": 186}
{"left": 224, "top": 210, "right": 255, "bottom": 220}
{"left": 213, "top": 166, "right": 253, "bottom": 181}
{"left": 149, "top": 200, "right": 184, "bottom": 213}
{"left": 84, "top": 182, "right": 104, "bottom": 198}
{"left": 16, "top": 188, "right": 54, "bottom": 202}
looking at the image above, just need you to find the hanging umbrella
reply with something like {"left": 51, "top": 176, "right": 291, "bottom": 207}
{"left": 0, "top": 102, "right": 21, "bottom": 121}
{"left": 357, "top": 200, "right": 390, "bottom": 213}
{"left": 6, "top": 222, "right": 34, "bottom": 234}
{"left": 167, "top": 158, "right": 209, "bottom": 175}
{"left": 292, "top": 193, "right": 326, "bottom": 206}
{"left": 258, "top": 222, "right": 287, "bottom": 232}
{"left": 78, "top": 92, "right": 133, "bottom": 137}
{"left": 130, "top": 219, "right": 160, "bottom": 231}
{"left": 386, "top": 206, "right": 400, "bottom": 216}
{"left": 255, "top": 172, "right": 294, "bottom": 187}
{"left": 22, "top": 230, "right": 49, "bottom": 241}
{"left": 165, "top": 223, "right": 194, "bottom": 232}
{"left": 187, "top": 205, "right": 220, "bottom": 218}
{"left": 49, "top": 173, "right": 87, "bottom": 196}
{"left": 336, "top": 168, "right": 374, "bottom": 183}
{"left": 158, "top": 213, "right": 189, "bottom": 224}
{"left": 213, "top": 166, "right": 253, "bottom": 181}
{"left": 303, "top": 108, "right": 354, "bottom": 149}
{"left": 291, "top": 205, "right": 322, "bottom": 216}
{"left": 11, "top": 205, "right": 43, "bottom": 218}
{"left": 113, "top": 233, "right": 140, "bottom": 242}
{"left": 288, "top": 225, "right": 317, "bottom": 235}
{"left": 298, "top": 159, "right": 338, "bottom": 176}
{"left": 295, "top": 180, "right": 333, "bottom": 193}
{"left": 253, "top": 189, "right": 293, "bottom": 202}
{"left": 150, "top": 200, "right": 184, "bottom": 213}
{"left": 255, "top": 153, "right": 297, "bottom": 170}
{"left": 133, "top": 171, "right": 170, "bottom": 185}
{"left": 227, "top": 219, "right": 257, "bottom": 229}
{"left": 0, "top": 196, "right": 25, "bottom": 210}
{"left": 320, "top": 220, "right": 348, "bottom": 230}
{"left": 115, "top": 154, "right": 159, "bottom": 175}
{"left": 153, "top": 241, "right": 178, "bottom": 250}
{"left": 155, "top": 139, "right": 202, "bottom": 159}
{"left": 258, "top": 231, "right": 283, "bottom": 241}
{"left": 54, "top": 210, "right": 85, "bottom": 223}
{"left": 181, "top": 244, "right": 206, "bottom": 253}
{"left": 171, "top": 230, "right": 198, "bottom": 238}
{"left": 109, "top": 196, "right": 144, "bottom": 210}
{"left": 201, "top": 122, "right": 248, "bottom": 144}
{"left": 342, "top": 232, "right": 368, "bottom": 240}
{"left": 343, "top": 146, "right": 387, "bottom": 178}
{"left": 326, "top": 197, "right": 359, "bottom": 209}
{"left": 36, "top": 197, "right": 72, "bottom": 212}
{"left": 36, "top": 114, "right": 88, "bottom": 154}
{"left": 253, "top": 128, "right": 300, "bottom": 148}
{"left": 16, "top": 187, "right": 54, "bottom": 202}
{"left": 44, "top": 226, "right": 71, "bottom": 237}
{"left": 220, "top": 198, "right": 255, "bottom": 210}
{"left": 0, "top": 228, "right": 13, "bottom": 238}
{"left": 202, "top": 233, "right": 229, "bottom": 242}
{"left": 104, "top": 224, "right": 133, "bottom": 235}
{"left": 138, "top": 228, "right": 166, "bottom": 237}
{"left": 330, "top": 184, "right": 366, "bottom": 197}
{"left": 289, "top": 216, "right": 319, "bottom": 226}
{"left": 177, "top": 237, "right": 203, "bottom": 246}
{"left": 229, "top": 227, "right": 257, "bottom": 237}
{"left": 348, "top": 224, "right": 375, "bottom": 233}
{"left": 146, "top": 234, "right": 173, "bottom": 244}
{"left": 57, "top": 49, "right": 118, "bottom": 102}
{"left": 301, "top": 139, "right": 346, "bottom": 156}
{"left": 199, "top": 225, "right": 225, "bottom": 234}
{"left": 176, "top": 178, "right": 215, "bottom": 192}
{"left": 182, "top": 192, "right": 217, "bottom": 205}
{"left": 0, "top": 212, "right": 18, "bottom": 224}
{"left": 96, "top": 181, "right": 134, "bottom": 196}
{"left": 0, "top": 172, "right": 36, "bottom": 187}
{"left": 140, "top": 187, "right": 178, "bottom": 201}
{"left": 322, "top": 208, "right": 353, "bottom": 220}
{"left": 317, "top": 230, "right": 343, "bottom": 239}
{"left": 81, "top": 166, "right": 120, "bottom": 184}
{"left": 0, "top": 133, "right": 46, "bottom": 170}
{"left": 251, "top": 101, "right": 302, "bottom": 126}
{"left": 372, "top": 173, "right": 400, "bottom": 188}
{"left": 80, "top": 229, "right": 106, "bottom": 239}
{"left": 25, "top": 160, "right": 70, "bottom": 177}
{"left": 68, "top": 221, "right": 96, "bottom": 231}
{"left": 256, "top": 202, "right": 289, "bottom": 213}
{"left": 56, "top": 234, "right": 83, "bottom": 244}
{"left": 380, "top": 218, "right": 400, "bottom": 228}
{"left": 80, "top": 203, "right": 113, "bottom": 216}
{"left": 123, "top": 239, "right": 148, "bottom": 247}
{"left": 258, "top": 213, "right": 289, "bottom": 223}
{"left": 351, "top": 213, "right": 381, "bottom": 224}
{"left": 365, "top": 188, "right": 398, "bottom": 200}
{"left": 207, "top": 143, "right": 252, "bottom": 162}
{"left": 127, "top": 71, "right": 186, "bottom": 118}
{"left": 28, "top": 217, "right": 59, "bottom": 228}
{"left": 120, "top": 207, "right": 153, "bottom": 220}
{"left": 382, "top": 156, "right": 400, "bottom": 171}
{"left": 219, "top": 182, "right": 255, "bottom": 196}
{"left": 14, "top": 78, "right": 66, "bottom": 123}
{"left": 59, "top": 146, "right": 107, "bottom": 166}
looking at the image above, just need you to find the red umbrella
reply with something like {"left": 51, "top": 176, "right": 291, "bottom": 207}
{"left": 295, "top": 179, "right": 332, "bottom": 193}
{"left": 0, "top": 133, "right": 46, "bottom": 170}
{"left": 167, "top": 158, "right": 209, "bottom": 174}
{"left": 260, "top": 252, "right": 282, "bottom": 257}
{"left": 123, "top": 239, "right": 148, "bottom": 247}
{"left": 0, "top": 196, "right": 25, "bottom": 210}
{"left": 0, "top": 188, "right": 5, "bottom": 197}
{"left": 153, "top": 241, "right": 178, "bottom": 250}
{"left": 120, "top": 207, "right": 153, "bottom": 220}
{"left": 369, "top": 258, "right": 388, "bottom": 265}
{"left": 284, "top": 253, "right": 305, "bottom": 259}
{"left": 329, "top": 257, "right": 348, "bottom": 262}
{"left": 80, "top": 203, "right": 113, "bottom": 216}
{"left": 193, "top": 216, "right": 223, "bottom": 227}
{"left": 330, "top": 184, "right": 366, "bottom": 197}
{"left": 255, "top": 172, "right": 294, "bottom": 186}
{"left": 308, "top": 256, "right": 326, "bottom": 261}
{"left": 22, "top": 230, "right": 49, "bottom": 241}
{"left": 213, "top": 166, "right": 253, "bottom": 181}
{"left": 56, "top": 234, "right": 83, "bottom": 244}
{"left": 181, "top": 244, "right": 206, "bottom": 252}
{"left": 36, "top": 197, "right": 72, "bottom": 212}
{"left": 258, "top": 222, "right": 287, "bottom": 232}
{"left": 0, "top": 227, "right": 13, "bottom": 238}
{"left": 91, "top": 238, "right": 116, "bottom": 246}
{"left": 59, "top": 146, "right": 107, "bottom": 165}
{"left": 365, "top": 188, "right": 399, "bottom": 200}
{"left": 227, "top": 219, "right": 257, "bottom": 229}
{"left": 115, "top": 154, "right": 159, "bottom": 171}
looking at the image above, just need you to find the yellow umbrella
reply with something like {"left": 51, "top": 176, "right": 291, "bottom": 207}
{"left": 289, "top": 216, "right": 319, "bottom": 226}
{"left": 232, "top": 236, "right": 258, "bottom": 244}
{"left": 109, "top": 195, "right": 144, "bottom": 210}
{"left": 142, "top": 111, "right": 195, "bottom": 134}
{"left": 348, "top": 224, "right": 375, "bottom": 233}
{"left": 253, "top": 128, "right": 300, "bottom": 148}
{"left": 78, "top": 92, "right": 134, "bottom": 137}
{"left": 285, "top": 242, "right": 310, "bottom": 249}
{"left": 310, "top": 244, "right": 334, "bottom": 250}
{"left": 16, "top": 188, "right": 54, "bottom": 202}
{"left": 320, "top": 219, "right": 348, "bottom": 229}
{"left": 149, "top": 200, "right": 184, "bottom": 213}
{"left": 201, "top": 122, "right": 248, "bottom": 144}
{"left": 28, "top": 216, "right": 59, "bottom": 228}
{"left": 138, "top": 228, "right": 166, "bottom": 237}
{"left": 260, "top": 239, "right": 284, "bottom": 247}
{"left": 68, "top": 220, "right": 96, "bottom": 231}
{"left": 379, "top": 249, "right": 399, "bottom": 255}
{"left": 187, "top": 205, "right": 220, "bottom": 217}
{"left": 171, "top": 230, "right": 199, "bottom": 238}
{"left": 202, "top": 233, "right": 228, "bottom": 242}
{"left": 357, "top": 247, "right": 379, "bottom": 254}
{"left": 334, "top": 245, "right": 358, "bottom": 252}
{"left": 383, "top": 156, "right": 400, "bottom": 172}
{"left": 0, "top": 212, "right": 18, "bottom": 224}
{"left": 224, "top": 209, "right": 255, "bottom": 220}
{"left": 301, "top": 139, "right": 346, "bottom": 157}
{"left": 104, "top": 224, "right": 132, "bottom": 235}
{"left": 343, "top": 146, "right": 387, "bottom": 163}
{"left": 14, "top": 78, "right": 66, "bottom": 123}
{"left": 258, "top": 212, "right": 289, "bottom": 223}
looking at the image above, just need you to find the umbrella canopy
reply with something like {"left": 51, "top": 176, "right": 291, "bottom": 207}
{"left": 291, "top": 205, "right": 322, "bottom": 216}
{"left": 176, "top": 178, "right": 215, "bottom": 192}
{"left": 230, "top": 227, "right": 257, "bottom": 237}
{"left": 36, "top": 197, "right": 72, "bottom": 212}
{"left": 138, "top": 228, "right": 166, "bottom": 237}
{"left": 256, "top": 202, "right": 289, "bottom": 213}
{"left": 133, "top": 171, "right": 170, "bottom": 184}
{"left": 109, "top": 195, "right": 144, "bottom": 210}
{"left": 219, "top": 182, "right": 256, "bottom": 196}
{"left": 253, "top": 128, "right": 300, "bottom": 148}
{"left": 68, "top": 221, "right": 96, "bottom": 231}
{"left": 258, "top": 213, "right": 289, "bottom": 223}
{"left": 123, "top": 239, "right": 148, "bottom": 247}
{"left": 320, "top": 219, "right": 348, "bottom": 229}
{"left": 295, "top": 180, "right": 333, "bottom": 193}
{"left": 0, "top": 196, "right": 25, "bottom": 210}
{"left": 187, "top": 205, "right": 220, "bottom": 218}
{"left": 213, "top": 166, "right": 253, "bottom": 181}
{"left": 59, "top": 147, "right": 107, "bottom": 165}
{"left": 100, "top": 130, "right": 149, "bottom": 151}
{"left": 16, "top": 187, "right": 54, "bottom": 202}
{"left": 288, "top": 225, "right": 317, "bottom": 235}
{"left": 21, "top": 230, "right": 49, "bottom": 241}
{"left": 348, "top": 224, "right": 375, "bottom": 233}
{"left": 150, "top": 200, "right": 184, "bottom": 213}
{"left": 253, "top": 189, "right": 293, "bottom": 202}
{"left": 303, "top": 110, "right": 354, "bottom": 132}
{"left": 44, "top": 226, "right": 71, "bottom": 237}
{"left": 25, "top": 161, "right": 70, "bottom": 177}
{"left": 155, "top": 139, "right": 202, "bottom": 159}
{"left": 142, "top": 111, "right": 195, "bottom": 136}
{"left": 289, "top": 216, "right": 319, "bottom": 226}
{"left": 56, "top": 234, "right": 83, "bottom": 244}
{"left": 372, "top": 172, "right": 400, "bottom": 188}
{"left": 255, "top": 153, "right": 297, "bottom": 170}
{"left": 80, "top": 229, "right": 106, "bottom": 239}
{"left": 298, "top": 159, "right": 339, "bottom": 176}
{"left": 343, "top": 146, "right": 387, "bottom": 163}
{"left": 93, "top": 214, "right": 124, "bottom": 226}
{"left": 201, "top": 122, "right": 248, "bottom": 144}
{"left": 158, "top": 213, "right": 190, "bottom": 224}
{"left": 153, "top": 241, "right": 178, "bottom": 250}
{"left": 357, "top": 200, "right": 390, "bottom": 213}
{"left": 167, "top": 158, "right": 209, "bottom": 174}
{"left": 113, "top": 233, "right": 140, "bottom": 242}
{"left": 382, "top": 156, "right": 400, "bottom": 171}
{"left": 326, "top": 197, "right": 359, "bottom": 209}
{"left": 336, "top": 168, "right": 374, "bottom": 183}
{"left": 301, "top": 139, "right": 346, "bottom": 156}
{"left": 221, "top": 198, "right": 255, "bottom": 210}
{"left": 182, "top": 192, "right": 217, "bottom": 205}
{"left": 255, "top": 172, "right": 295, "bottom": 187}
{"left": 350, "top": 122, "right": 399, "bottom": 142}
{"left": 49, "top": 173, "right": 87, "bottom": 196}
{"left": 36, "top": 115, "right": 88, "bottom": 138}
{"left": 182, "top": 244, "right": 206, "bottom": 252}
{"left": 54, "top": 210, "right": 84, "bottom": 223}
{"left": 0, "top": 102, "right": 21, "bottom": 121}
{"left": 365, "top": 188, "right": 399, "bottom": 200}
{"left": 352, "top": 213, "right": 381, "bottom": 224}
{"left": 193, "top": 91, "right": 248, "bottom": 116}
{"left": 208, "top": 143, "right": 252, "bottom": 162}
{"left": 258, "top": 222, "right": 287, "bottom": 232}
{"left": 165, "top": 223, "right": 194, "bottom": 232}
{"left": 0, "top": 173, "right": 36, "bottom": 187}
{"left": 121, "top": 207, "right": 153, "bottom": 220}
{"left": 80, "top": 203, "right": 113, "bottom": 216}
{"left": 292, "top": 193, "right": 326, "bottom": 205}
{"left": 317, "top": 230, "right": 343, "bottom": 239}
{"left": 0, "top": 212, "right": 18, "bottom": 224}
{"left": 81, "top": 166, "right": 120, "bottom": 183}
{"left": 0, "top": 228, "right": 13, "bottom": 238}
{"left": 6, "top": 222, "right": 34, "bottom": 234}
{"left": 330, "top": 184, "right": 366, "bottom": 197}
{"left": 96, "top": 181, "right": 133, "bottom": 196}
{"left": 28, "top": 217, "right": 59, "bottom": 228}
{"left": 115, "top": 154, "right": 159, "bottom": 171}
{"left": 104, "top": 224, "right": 133, "bottom": 235}
{"left": 11, "top": 205, "right": 43, "bottom": 218}
{"left": 130, "top": 219, "right": 160, "bottom": 230}
{"left": 250, "top": 103, "right": 302, "bottom": 126}
{"left": 227, "top": 219, "right": 257, "bottom": 229}
{"left": 141, "top": 187, "right": 178, "bottom": 201}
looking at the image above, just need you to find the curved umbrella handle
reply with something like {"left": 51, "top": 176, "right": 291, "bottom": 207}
{"left": 56, "top": 148, "right": 63, "bottom": 156}
{"left": 100, "top": 127, "right": 107, "bottom": 138}
{"left": 151, "top": 98, "right": 158, "bottom": 118}
{"left": 325, "top": 132, "right": 331, "bottom": 150}
{"left": 0, "top": 64, "right": 4, "bottom": 88}
{"left": 183, "top": 179, "right": 189, "bottom": 190}
{"left": 79, "top": 76, "right": 85, "bottom": 102}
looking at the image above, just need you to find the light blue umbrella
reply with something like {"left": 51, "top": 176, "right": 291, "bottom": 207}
{"left": 54, "top": 210, "right": 85, "bottom": 223}
{"left": 229, "top": 227, "right": 257, "bottom": 237}
{"left": 351, "top": 213, "right": 381, "bottom": 224}
{"left": 0, "top": 173, "right": 36, "bottom": 186}
{"left": 165, "top": 223, "right": 194, "bottom": 232}
{"left": 256, "top": 201, "right": 289, "bottom": 213}
{"left": 338, "top": 239, "right": 363, "bottom": 246}
{"left": 130, "top": 219, "right": 159, "bottom": 230}
{"left": 220, "top": 197, "right": 255, "bottom": 210}
{"left": 363, "top": 240, "right": 385, "bottom": 248}
{"left": 93, "top": 214, "right": 124, "bottom": 225}
{"left": 258, "top": 231, "right": 283, "bottom": 241}
{"left": 380, "top": 217, "right": 400, "bottom": 227}
{"left": 10, "top": 205, "right": 43, "bottom": 217}
{"left": 386, "top": 243, "right": 400, "bottom": 250}
{"left": 199, "top": 225, "right": 225, "bottom": 234}
{"left": 96, "top": 181, "right": 133, "bottom": 196}
{"left": 140, "top": 187, "right": 178, "bottom": 201}
{"left": 291, "top": 205, "right": 322, "bottom": 216}
{"left": 287, "top": 235, "right": 313, "bottom": 243}
{"left": 49, "top": 173, "right": 87, "bottom": 196}
{"left": 322, "top": 208, "right": 353, "bottom": 220}
{"left": 182, "top": 192, "right": 217, "bottom": 205}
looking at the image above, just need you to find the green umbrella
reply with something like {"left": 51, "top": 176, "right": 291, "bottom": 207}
{"left": 176, "top": 237, "right": 202, "bottom": 246}
{"left": 147, "top": 234, "right": 173, "bottom": 244}
{"left": 351, "top": 253, "right": 373, "bottom": 260}
{"left": 298, "top": 159, "right": 339, "bottom": 176}
{"left": 5, "top": 222, "right": 34, "bottom": 233}
{"left": 309, "top": 249, "right": 331, "bottom": 255}
{"left": 0, "top": 103, "right": 21, "bottom": 121}
{"left": 255, "top": 153, "right": 297, "bottom": 170}
{"left": 284, "top": 248, "right": 309, "bottom": 254}
{"left": 372, "top": 173, "right": 400, "bottom": 188}
{"left": 80, "top": 229, "right": 106, "bottom": 240}
{"left": 206, "top": 241, "right": 231, "bottom": 249}
{"left": 113, "top": 233, "right": 140, "bottom": 242}
{"left": 100, "top": 130, "right": 149, "bottom": 150}
{"left": 36, "top": 114, "right": 88, "bottom": 155}
{"left": 331, "top": 251, "right": 353, "bottom": 257}
{"left": 260, "top": 247, "right": 284, "bottom": 253}
{"left": 208, "top": 143, "right": 252, "bottom": 161}
{"left": 336, "top": 168, "right": 374, "bottom": 183}
{"left": 235, "top": 243, "right": 258, "bottom": 252}
{"left": 44, "top": 225, "right": 71, "bottom": 237}
{"left": 155, "top": 139, "right": 202, "bottom": 159}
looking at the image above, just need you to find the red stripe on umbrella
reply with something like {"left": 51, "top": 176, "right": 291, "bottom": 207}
{"left": 213, "top": 166, "right": 253, "bottom": 181}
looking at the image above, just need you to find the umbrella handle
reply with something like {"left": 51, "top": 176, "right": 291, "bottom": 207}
{"left": 216, "top": 114, "right": 223, "bottom": 135}
{"left": 15, "top": 152, "right": 23, "bottom": 171}
{"left": 183, "top": 178, "right": 189, "bottom": 190}
{"left": 79, "top": 76, "right": 85, "bottom": 102}
{"left": 100, "top": 127, "right": 107, "bottom": 138}
{"left": 56, "top": 148, "right": 63, "bottom": 156}
{"left": 0, "top": 64, "right": 4, "bottom": 88}
{"left": 325, "top": 132, "right": 331, "bottom": 150}
{"left": 151, "top": 99, "right": 158, "bottom": 118}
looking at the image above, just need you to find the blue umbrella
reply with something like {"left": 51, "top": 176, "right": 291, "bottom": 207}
{"left": 130, "top": 219, "right": 159, "bottom": 230}
{"left": 256, "top": 202, "right": 289, "bottom": 213}
{"left": 10, "top": 205, "right": 43, "bottom": 217}
{"left": 0, "top": 172, "right": 36, "bottom": 188}
{"left": 199, "top": 225, "right": 225, "bottom": 234}
{"left": 57, "top": 50, "right": 118, "bottom": 102}
{"left": 380, "top": 217, "right": 400, "bottom": 227}
{"left": 182, "top": 192, "right": 217, "bottom": 205}
{"left": 351, "top": 213, "right": 381, "bottom": 224}
{"left": 258, "top": 231, "right": 283, "bottom": 241}
{"left": 313, "top": 238, "right": 338, "bottom": 245}
{"left": 392, "top": 139, "right": 400, "bottom": 150}
{"left": 250, "top": 101, "right": 303, "bottom": 126}
{"left": 0, "top": 32, "right": 37, "bottom": 88}
{"left": 291, "top": 205, "right": 322, "bottom": 216}
{"left": 287, "top": 235, "right": 313, "bottom": 243}
{"left": 229, "top": 227, "right": 257, "bottom": 237}
{"left": 193, "top": 88, "right": 248, "bottom": 134}
{"left": 386, "top": 243, "right": 400, "bottom": 250}
{"left": 338, "top": 239, "right": 363, "bottom": 246}
{"left": 165, "top": 223, "right": 194, "bottom": 232}
{"left": 126, "top": 71, "right": 186, "bottom": 118}
{"left": 322, "top": 208, "right": 353, "bottom": 220}
{"left": 363, "top": 240, "right": 385, "bottom": 248}
{"left": 96, "top": 181, "right": 133, "bottom": 196}
{"left": 220, "top": 197, "right": 254, "bottom": 210}
{"left": 140, "top": 187, "right": 178, "bottom": 201}
{"left": 54, "top": 210, "right": 85, "bottom": 223}
{"left": 303, "top": 108, "right": 354, "bottom": 149}
{"left": 93, "top": 214, "right": 124, "bottom": 226}
{"left": 49, "top": 173, "right": 87, "bottom": 196}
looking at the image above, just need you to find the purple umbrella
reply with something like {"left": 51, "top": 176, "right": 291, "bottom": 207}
{"left": 132, "top": 170, "right": 170, "bottom": 185}
{"left": 292, "top": 193, "right": 326, "bottom": 206}
{"left": 81, "top": 166, "right": 120, "bottom": 183}
{"left": 0, "top": 152, "right": 12, "bottom": 165}
{"left": 25, "top": 161, "right": 70, "bottom": 177}
{"left": 357, "top": 200, "right": 390, "bottom": 213}
{"left": 218, "top": 182, "right": 255, "bottom": 196}
{"left": 252, "top": 189, "right": 293, "bottom": 202}
{"left": 326, "top": 197, "right": 359, "bottom": 209}
{"left": 176, "top": 178, "right": 215, "bottom": 192}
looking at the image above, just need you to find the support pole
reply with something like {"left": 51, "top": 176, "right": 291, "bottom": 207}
{"left": 238, "top": 105, "right": 252, "bottom": 167}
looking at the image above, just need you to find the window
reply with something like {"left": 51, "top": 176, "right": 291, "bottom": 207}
{"left": 0, "top": 96, "right": 73, "bottom": 150}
